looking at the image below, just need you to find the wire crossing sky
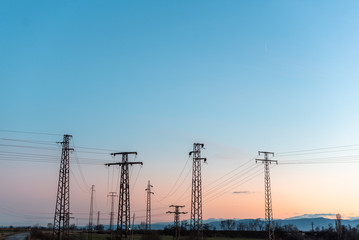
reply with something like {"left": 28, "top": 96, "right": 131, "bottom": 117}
{"left": 1, "top": 1, "right": 359, "bottom": 226}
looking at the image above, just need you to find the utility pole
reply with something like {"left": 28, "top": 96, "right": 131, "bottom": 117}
{"left": 97, "top": 211, "right": 100, "bottom": 227}
{"left": 88, "top": 185, "right": 95, "bottom": 240}
{"left": 189, "top": 143, "right": 206, "bottom": 240}
{"left": 256, "top": 151, "right": 278, "bottom": 240}
{"left": 108, "top": 192, "right": 118, "bottom": 231}
{"left": 53, "top": 134, "right": 73, "bottom": 240}
{"left": 166, "top": 205, "right": 187, "bottom": 240}
{"left": 105, "top": 152, "right": 143, "bottom": 240}
{"left": 145, "top": 180, "right": 154, "bottom": 231}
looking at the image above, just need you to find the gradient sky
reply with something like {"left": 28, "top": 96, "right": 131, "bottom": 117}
{"left": 1, "top": 1, "right": 359, "bottom": 227}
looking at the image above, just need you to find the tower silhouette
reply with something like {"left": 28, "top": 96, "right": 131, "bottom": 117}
{"left": 145, "top": 180, "right": 154, "bottom": 231}
{"left": 53, "top": 134, "right": 73, "bottom": 240}
{"left": 108, "top": 192, "right": 118, "bottom": 231}
{"left": 189, "top": 143, "right": 206, "bottom": 240}
{"left": 256, "top": 151, "right": 277, "bottom": 240}
{"left": 105, "top": 152, "right": 143, "bottom": 240}
{"left": 166, "top": 205, "right": 187, "bottom": 240}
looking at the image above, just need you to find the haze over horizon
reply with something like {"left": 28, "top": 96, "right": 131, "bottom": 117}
{"left": 1, "top": 1, "right": 359, "bottom": 227}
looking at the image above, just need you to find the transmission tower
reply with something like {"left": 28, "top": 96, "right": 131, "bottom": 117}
{"left": 105, "top": 152, "right": 143, "bottom": 240}
{"left": 335, "top": 213, "right": 342, "bottom": 239}
{"left": 97, "top": 211, "right": 100, "bottom": 226}
{"left": 166, "top": 205, "right": 187, "bottom": 240}
{"left": 53, "top": 134, "right": 73, "bottom": 240}
{"left": 256, "top": 151, "right": 278, "bottom": 240}
{"left": 145, "top": 180, "right": 154, "bottom": 231}
{"left": 189, "top": 143, "right": 206, "bottom": 240}
{"left": 108, "top": 192, "right": 118, "bottom": 231}
{"left": 88, "top": 185, "right": 95, "bottom": 240}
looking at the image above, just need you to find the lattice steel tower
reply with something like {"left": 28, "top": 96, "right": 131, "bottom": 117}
{"left": 53, "top": 134, "right": 73, "bottom": 240}
{"left": 166, "top": 205, "right": 187, "bottom": 240}
{"left": 88, "top": 185, "right": 95, "bottom": 240}
{"left": 189, "top": 143, "right": 206, "bottom": 240}
{"left": 105, "top": 152, "right": 143, "bottom": 240}
{"left": 108, "top": 192, "right": 118, "bottom": 231}
{"left": 256, "top": 151, "right": 278, "bottom": 240}
{"left": 145, "top": 180, "right": 154, "bottom": 231}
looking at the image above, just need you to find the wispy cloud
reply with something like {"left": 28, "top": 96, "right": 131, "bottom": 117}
{"left": 232, "top": 191, "right": 253, "bottom": 194}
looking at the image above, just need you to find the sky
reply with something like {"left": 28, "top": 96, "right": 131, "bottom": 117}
{"left": 1, "top": 0, "right": 359, "bottom": 227}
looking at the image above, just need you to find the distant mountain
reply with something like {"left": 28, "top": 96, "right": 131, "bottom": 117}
{"left": 148, "top": 216, "right": 359, "bottom": 231}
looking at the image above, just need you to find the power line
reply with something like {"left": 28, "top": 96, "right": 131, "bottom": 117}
{"left": 0, "top": 129, "right": 62, "bottom": 136}
{"left": 156, "top": 156, "right": 191, "bottom": 200}
{"left": 72, "top": 138, "right": 90, "bottom": 192}
{"left": 204, "top": 162, "right": 259, "bottom": 197}
{"left": 277, "top": 143, "right": 359, "bottom": 155}
{"left": 204, "top": 165, "right": 266, "bottom": 204}
{"left": 203, "top": 165, "right": 263, "bottom": 203}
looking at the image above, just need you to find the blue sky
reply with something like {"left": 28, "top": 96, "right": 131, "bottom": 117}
{"left": 1, "top": 1, "right": 359, "bottom": 226}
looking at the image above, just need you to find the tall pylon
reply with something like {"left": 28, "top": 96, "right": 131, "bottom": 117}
{"left": 53, "top": 134, "right": 73, "bottom": 240}
{"left": 256, "top": 151, "right": 278, "bottom": 240}
{"left": 145, "top": 180, "right": 154, "bottom": 231}
{"left": 88, "top": 185, "right": 95, "bottom": 240}
{"left": 105, "top": 152, "right": 143, "bottom": 240}
{"left": 166, "top": 205, "right": 187, "bottom": 240}
{"left": 189, "top": 143, "right": 206, "bottom": 240}
{"left": 108, "top": 192, "right": 118, "bottom": 231}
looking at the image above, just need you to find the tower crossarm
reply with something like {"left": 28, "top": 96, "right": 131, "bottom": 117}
{"left": 105, "top": 161, "right": 143, "bottom": 166}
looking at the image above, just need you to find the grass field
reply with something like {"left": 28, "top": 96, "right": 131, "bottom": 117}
{"left": 72, "top": 233, "right": 261, "bottom": 240}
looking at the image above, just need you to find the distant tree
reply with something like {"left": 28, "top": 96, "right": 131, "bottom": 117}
{"left": 237, "top": 222, "right": 246, "bottom": 231}
{"left": 69, "top": 224, "right": 77, "bottom": 230}
{"left": 47, "top": 223, "right": 53, "bottom": 230}
{"left": 283, "top": 224, "right": 298, "bottom": 232}
{"left": 137, "top": 222, "right": 146, "bottom": 231}
{"left": 255, "top": 219, "right": 264, "bottom": 231}
{"left": 328, "top": 223, "right": 334, "bottom": 232}
{"left": 180, "top": 220, "right": 189, "bottom": 231}
{"left": 220, "top": 219, "right": 235, "bottom": 231}
{"left": 94, "top": 224, "right": 104, "bottom": 231}
{"left": 248, "top": 220, "right": 257, "bottom": 231}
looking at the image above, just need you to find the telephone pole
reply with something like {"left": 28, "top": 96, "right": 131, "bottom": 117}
{"left": 256, "top": 151, "right": 278, "bottom": 240}
{"left": 145, "top": 180, "right": 154, "bottom": 231}
{"left": 108, "top": 192, "right": 118, "bottom": 231}
{"left": 88, "top": 185, "right": 95, "bottom": 240}
{"left": 53, "top": 134, "right": 73, "bottom": 240}
{"left": 189, "top": 143, "right": 206, "bottom": 240}
{"left": 166, "top": 205, "right": 187, "bottom": 240}
{"left": 105, "top": 152, "right": 143, "bottom": 240}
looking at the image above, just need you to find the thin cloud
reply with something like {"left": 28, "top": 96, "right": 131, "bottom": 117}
{"left": 232, "top": 191, "right": 253, "bottom": 194}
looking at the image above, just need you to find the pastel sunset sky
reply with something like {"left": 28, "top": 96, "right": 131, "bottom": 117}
{"left": 1, "top": 1, "right": 359, "bottom": 227}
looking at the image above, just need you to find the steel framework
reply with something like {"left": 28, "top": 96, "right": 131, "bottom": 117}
{"left": 53, "top": 134, "right": 73, "bottom": 240}
{"left": 166, "top": 205, "right": 187, "bottom": 240}
{"left": 105, "top": 152, "right": 143, "bottom": 240}
{"left": 88, "top": 185, "right": 95, "bottom": 240}
{"left": 256, "top": 151, "right": 277, "bottom": 240}
{"left": 108, "top": 192, "right": 118, "bottom": 231}
{"left": 189, "top": 143, "right": 206, "bottom": 240}
{"left": 145, "top": 180, "right": 154, "bottom": 231}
